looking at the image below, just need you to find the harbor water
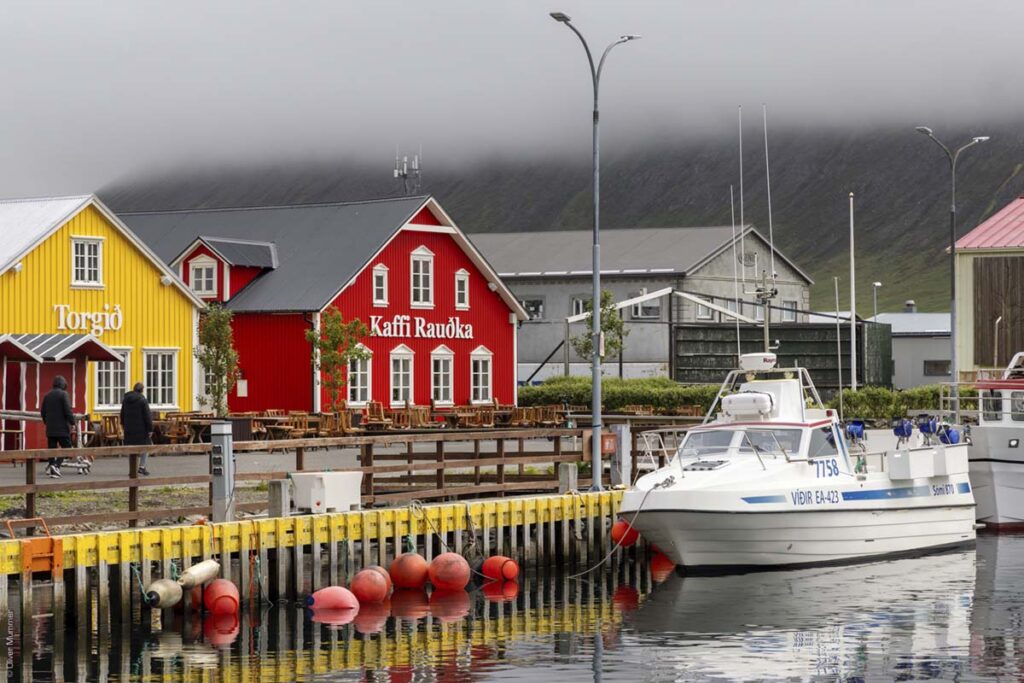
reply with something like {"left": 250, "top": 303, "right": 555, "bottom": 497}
{"left": 13, "top": 535, "right": 1024, "bottom": 681}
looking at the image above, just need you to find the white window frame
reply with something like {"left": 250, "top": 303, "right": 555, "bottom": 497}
{"left": 782, "top": 300, "right": 798, "bottom": 322}
{"left": 522, "top": 298, "right": 545, "bottom": 320}
{"left": 372, "top": 264, "right": 389, "bottom": 307}
{"left": 142, "top": 348, "right": 179, "bottom": 409}
{"left": 454, "top": 269, "right": 470, "bottom": 310}
{"left": 410, "top": 246, "right": 435, "bottom": 309}
{"left": 94, "top": 347, "right": 131, "bottom": 411}
{"left": 470, "top": 346, "right": 494, "bottom": 405}
{"left": 751, "top": 303, "right": 765, "bottom": 322}
{"left": 695, "top": 298, "right": 714, "bottom": 321}
{"left": 431, "top": 344, "right": 454, "bottom": 406}
{"left": 71, "top": 236, "right": 104, "bottom": 288}
{"left": 189, "top": 255, "right": 218, "bottom": 297}
{"left": 347, "top": 344, "right": 372, "bottom": 406}
{"left": 389, "top": 344, "right": 414, "bottom": 407}
{"left": 571, "top": 296, "right": 587, "bottom": 317}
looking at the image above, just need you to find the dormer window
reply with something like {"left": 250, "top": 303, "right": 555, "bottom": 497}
{"left": 410, "top": 246, "right": 434, "bottom": 308}
{"left": 373, "top": 264, "right": 389, "bottom": 306}
{"left": 189, "top": 256, "right": 218, "bottom": 297}
{"left": 455, "top": 269, "right": 470, "bottom": 310}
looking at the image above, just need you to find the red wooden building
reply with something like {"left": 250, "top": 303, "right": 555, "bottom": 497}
{"left": 124, "top": 197, "right": 527, "bottom": 413}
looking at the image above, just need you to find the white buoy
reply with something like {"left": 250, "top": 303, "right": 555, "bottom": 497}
{"left": 177, "top": 559, "right": 221, "bottom": 590}
{"left": 145, "top": 578, "right": 183, "bottom": 608}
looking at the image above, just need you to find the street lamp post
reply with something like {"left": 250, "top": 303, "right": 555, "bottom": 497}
{"left": 872, "top": 282, "right": 882, "bottom": 320}
{"left": 915, "top": 127, "right": 990, "bottom": 421}
{"left": 551, "top": 12, "right": 639, "bottom": 490}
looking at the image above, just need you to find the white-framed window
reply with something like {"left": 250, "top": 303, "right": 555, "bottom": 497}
{"left": 749, "top": 303, "right": 765, "bottom": 322}
{"left": 630, "top": 289, "right": 661, "bottom": 319}
{"left": 571, "top": 296, "right": 587, "bottom": 317}
{"left": 143, "top": 348, "right": 178, "bottom": 408}
{"left": 347, "top": 345, "right": 371, "bottom": 405}
{"left": 695, "top": 298, "right": 714, "bottom": 321}
{"left": 782, "top": 300, "right": 798, "bottom": 322}
{"left": 431, "top": 345, "right": 454, "bottom": 405}
{"left": 71, "top": 236, "right": 103, "bottom": 286}
{"left": 202, "top": 366, "right": 217, "bottom": 398}
{"left": 94, "top": 347, "right": 131, "bottom": 410}
{"left": 522, "top": 298, "right": 545, "bottom": 320}
{"left": 454, "top": 269, "right": 470, "bottom": 310}
{"left": 390, "top": 344, "right": 414, "bottom": 406}
{"left": 410, "top": 246, "right": 434, "bottom": 308}
{"left": 470, "top": 346, "right": 493, "bottom": 404}
{"left": 189, "top": 256, "right": 218, "bottom": 297}
{"left": 372, "top": 264, "right": 389, "bottom": 307}
{"left": 724, "top": 299, "right": 739, "bottom": 318}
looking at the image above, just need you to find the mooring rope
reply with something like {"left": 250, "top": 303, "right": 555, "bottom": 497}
{"left": 408, "top": 499, "right": 489, "bottom": 580}
{"left": 129, "top": 563, "right": 151, "bottom": 606}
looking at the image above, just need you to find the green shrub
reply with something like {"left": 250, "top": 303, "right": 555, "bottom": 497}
{"left": 518, "top": 375, "right": 719, "bottom": 413}
{"left": 825, "top": 384, "right": 977, "bottom": 421}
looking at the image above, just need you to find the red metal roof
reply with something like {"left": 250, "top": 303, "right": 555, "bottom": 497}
{"left": 957, "top": 197, "right": 1024, "bottom": 250}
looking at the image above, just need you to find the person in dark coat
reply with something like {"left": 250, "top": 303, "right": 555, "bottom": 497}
{"left": 40, "top": 375, "right": 75, "bottom": 478}
{"left": 121, "top": 382, "right": 154, "bottom": 476}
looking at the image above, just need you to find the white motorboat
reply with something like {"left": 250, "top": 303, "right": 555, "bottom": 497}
{"left": 968, "top": 352, "right": 1024, "bottom": 530}
{"left": 620, "top": 352, "right": 976, "bottom": 571}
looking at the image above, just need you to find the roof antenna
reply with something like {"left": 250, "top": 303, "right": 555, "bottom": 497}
{"left": 730, "top": 185, "right": 742, "bottom": 362}
{"left": 393, "top": 145, "right": 423, "bottom": 195}
{"left": 738, "top": 105, "right": 747, "bottom": 284}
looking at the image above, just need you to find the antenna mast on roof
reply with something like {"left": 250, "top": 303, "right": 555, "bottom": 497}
{"left": 393, "top": 145, "right": 423, "bottom": 195}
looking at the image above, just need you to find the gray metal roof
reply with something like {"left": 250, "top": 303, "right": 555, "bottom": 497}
{"left": 467, "top": 225, "right": 813, "bottom": 283}
{"left": 122, "top": 197, "right": 429, "bottom": 312}
{"left": 870, "top": 312, "right": 950, "bottom": 336}
{"left": 6, "top": 333, "right": 121, "bottom": 361}
{"left": 201, "top": 237, "right": 278, "bottom": 269}
{"left": 0, "top": 195, "right": 92, "bottom": 274}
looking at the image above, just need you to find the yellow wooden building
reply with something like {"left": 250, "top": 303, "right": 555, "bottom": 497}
{"left": 0, "top": 195, "right": 203, "bottom": 448}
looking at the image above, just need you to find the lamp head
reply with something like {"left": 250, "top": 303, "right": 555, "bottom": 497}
{"left": 973, "top": 136, "right": 991, "bottom": 143}
{"left": 550, "top": 11, "right": 571, "bottom": 22}
{"left": 621, "top": 34, "right": 642, "bottom": 41}
{"left": 873, "top": 282, "right": 882, "bottom": 287}
{"left": 915, "top": 126, "right": 934, "bottom": 136}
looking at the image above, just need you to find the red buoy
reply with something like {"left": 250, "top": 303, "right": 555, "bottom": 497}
{"left": 306, "top": 585, "right": 360, "bottom": 612}
{"left": 367, "top": 564, "right": 393, "bottom": 594}
{"left": 353, "top": 598, "right": 391, "bottom": 634}
{"left": 429, "top": 589, "right": 470, "bottom": 622}
{"left": 389, "top": 553, "right": 429, "bottom": 589}
{"left": 428, "top": 552, "right": 471, "bottom": 591}
{"left": 612, "top": 585, "right": 640, "bottom": 612}
{"left": 310, "top": 608, "right": 358, "bottom": 626}
{"left": 351, "top": 568, "right": 389, "bottom": 604}
{"left": 390, "top": 589, "right": 430, "bottom": 620}
{"left": 203, "top": 579, "right": 239, "bottom": 616}
{"left": 203, "top": 612, "right": 240, "bottom": 647}
{"left": 650, "top": 552, "right": 675, "bottom": 583}
{"left": 482, "top": 580, "right": 519, "bottom": 603}
{"left": 611, "top": 519, "right": 639, "bottom": 548}
{"left": 481, "top": 555, "right": 520, "bottom": 582}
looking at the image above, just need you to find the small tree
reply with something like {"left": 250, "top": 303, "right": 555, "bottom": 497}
{"left": 194, "top": 304, "right": 240, "bottom": 417}
{"left": 570, "top": 290, "right": 628, "bottom": 362}
{"left": 306, "top": 306, "right": 371, "bottom": 412}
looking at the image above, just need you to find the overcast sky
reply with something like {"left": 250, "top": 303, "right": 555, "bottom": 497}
{"left": 1, "top": 0, "right": 1021, "bottom": 196}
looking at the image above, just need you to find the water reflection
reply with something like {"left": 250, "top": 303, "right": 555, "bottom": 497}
{"left": 17, "top": 538, "right": 1024, "bottom": 680}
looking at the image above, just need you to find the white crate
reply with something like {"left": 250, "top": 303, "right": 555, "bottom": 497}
{"left": 888, "top": 449, "right": 935, "bottom": 481}
{"left": 933, "top": 445, "right": 969, "bottom": 476}
{"left": 290, "top": 472, "right": 363, "bottom": 513}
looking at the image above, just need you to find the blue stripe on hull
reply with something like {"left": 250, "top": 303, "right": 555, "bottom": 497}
{"left": 741, "top": 495, "right": 787, "bottom": 504}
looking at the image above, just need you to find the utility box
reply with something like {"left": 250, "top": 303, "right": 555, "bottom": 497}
{"left": 210, "top": 422, "right": 235, "bottom": 523}
{"left": 609, "top": 423, "right": 631, "bottom": 487}
{"left": 290, "top": 472, "right": 363, "bottom": 514}
{"left": 888, "top": 449, "right": 935, "bottom": 481}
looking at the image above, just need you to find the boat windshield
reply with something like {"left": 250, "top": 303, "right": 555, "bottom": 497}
{"left": 678, "top": 428, "right": 802, "bottom": 458}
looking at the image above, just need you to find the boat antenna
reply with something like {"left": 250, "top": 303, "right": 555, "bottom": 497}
{"left": 738, "top": 105, "right": 746, "bottom": 284}
{"left": 834, "top": 276, "right": 844, "bottom": 422}
{"left": 730, "top": 185, "right": 742, "bottom": 361}
{"left": 849, "top": 191, "right": 857, "bottom": 391}
{"left": 762, "top": 104, "right": 777, "bottom": 285}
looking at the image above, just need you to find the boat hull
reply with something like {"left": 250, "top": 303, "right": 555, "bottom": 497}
{"left": 968, "top": 424, "right": 1024, "bottom": 529}
{"left": 629, "top": 505, "right": 977, "bottom": 570}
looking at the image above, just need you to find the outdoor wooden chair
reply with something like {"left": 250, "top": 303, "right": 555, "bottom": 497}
{"left": 363, "top": 401, "right": 393, "bottom": 431}
{"left": 263, "top": 409, "right": 284, "bottom": 417}
{"left": 389, "top": 403, "right": 412, "bottom": 430}
{"left": 284, "top": 413, "right": 313, "bottom": 439}
{"left": 338, "top": 410, "right": 365, "bottom": 435}
{"left": 509, "top": 407, "right": 531, "bottom": 427}
{"left": 468, "top": 406, "right": 495, "bottom": 428}
{"left": 537, "top": 405, "right": 559, "bottom": 428}
{"left": 98, "top": 414, "right": 124, "bottom": 446}
{"left": 317, "top": 412, "right": 339, "bottom": 438}
{"left": 249, "top": 418, "right": 268, "bottom": 441}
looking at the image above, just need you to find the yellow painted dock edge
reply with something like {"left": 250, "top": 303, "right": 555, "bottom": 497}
{"left": 0, "top": 491, "right": 622, "bottom": 576}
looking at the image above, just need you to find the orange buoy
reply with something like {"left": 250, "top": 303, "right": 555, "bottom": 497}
{"left": 650, "top": 552, "right": 676, "bottom": 583}
{"left": 612, "top": 585, "right": 640, "bottom": 612}
{"left": 389, "top": 553, "right": 429, "bottom": 589}
{"left": 353, "top": 598, "right": 391, "bottom": 634}
{"left": 203, "top": 579, "right": 239, "bottom": 616}
{"left": 367, "top": 564, "right": 393, "bottom": 594}
{"left": 481, "top": 555, "right": 520, "bottom": 582}
{"left": 429, "top": 589, "right": 470, "bottom": 623}
{"left": 610, "top": 519, "right": 639, "bottom": 547}
{"left": 203, "top": 612, "right": 240, "bottom": 647}
{"left": 482, "top": 580, "right": 519, "bottom": 603}
{"left": 306, "top": 585, "right": 360, "bottom": 612}
{"left": 310, "top": 607, "right": 358, "bottom": 626}
{"left": 351, "top": 568, "right": 389, "bottom": 604}
{"left": 390, "top": 589, "right": 430, "bottom": 620}
{"left": 428, "top": 552, "right": 471, "bottom": 591}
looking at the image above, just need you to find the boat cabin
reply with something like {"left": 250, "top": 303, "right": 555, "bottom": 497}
{"left": 977, "top": 352, "right": 1024, "bottom": 425}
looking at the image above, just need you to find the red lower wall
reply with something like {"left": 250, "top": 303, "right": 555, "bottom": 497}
{"left": 230, "top": 313, "right": 314, "bottom": 413}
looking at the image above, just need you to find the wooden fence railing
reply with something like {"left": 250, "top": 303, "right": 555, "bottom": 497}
{"left": 0, "top": 428, "right": 596, "bottom": 531}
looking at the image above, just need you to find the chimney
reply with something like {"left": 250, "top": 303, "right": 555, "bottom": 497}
{"left": 904, "top": 299, "right": 917, "bottom": 313}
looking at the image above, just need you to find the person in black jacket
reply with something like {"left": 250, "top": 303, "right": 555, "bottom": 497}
{"left": 121, "top": 383, "right": 154, "bottom": 476}
{"left": 40, "top": 375, "right": 75, "bottom": 478}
